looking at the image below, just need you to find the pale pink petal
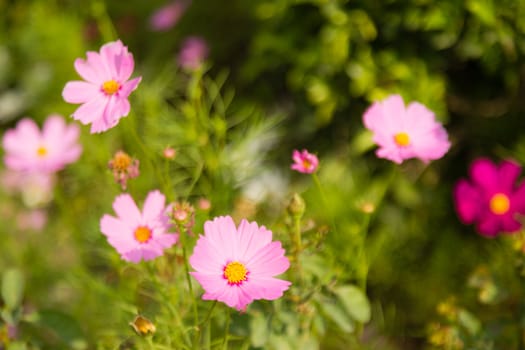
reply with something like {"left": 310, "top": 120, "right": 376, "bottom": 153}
{"left": 74, "top": 57, "right": 106, "bottom": 84}
{"left": 99, "top": 40, "right": 124, "bottom": 78}
{"left": 120, "top": 77, "right": 142, "bottom": 98}
{"left": 203, "top": 216, "right": 238, "bottom": 259}
{"left": 123, "top": 249, "right": 143, "bottom": 263}
{"left": 113, "top": 194, "right": 141, "bottom": 226}
{"left": 237, "top": 219, "right": 272, "bottom": 261}
{"left": 62, "top": 81, "right": 100, "bottom": 103}
{"left": 72, "top": 97, "right": 108, "bottom": 124}
{"left": 142, "top": 190, "right": 165, "bottom": 222}
{"left": 247, "top": 241, "right": 289, "bottom": 276}
{"left": 243, "top": 277, "right": 291, "bottom": 300}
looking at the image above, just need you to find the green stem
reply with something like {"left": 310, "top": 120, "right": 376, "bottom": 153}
{"left": 91, "top": 0, "right": 116, "bottom": 42}
{"left": 312, "top": 172, "right": 339, "bottom": 236}
{"left": 178, "top": 229, "right": 200, "bottom": 347}
{"left": 222, "top": 308, "right": 231, "bottom": 350}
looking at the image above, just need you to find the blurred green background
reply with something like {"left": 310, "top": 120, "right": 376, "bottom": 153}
{"left": 1, "top": 0, "right": 525, "bottom": 349}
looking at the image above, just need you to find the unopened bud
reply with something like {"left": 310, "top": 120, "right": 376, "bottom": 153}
{"left": 288, "top": 193, "right": 305, "bottom": 219}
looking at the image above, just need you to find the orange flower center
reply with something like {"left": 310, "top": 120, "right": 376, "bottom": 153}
{"left": 134, "top": 226, "right": 152, "bottom": 243}
{"left": 489, "top": 193, "right": 510, "bottom": 215}
{"left": 302, "top": 159, "right": 312, "bottom": 169}
{"left": 36, "top": 146, "right": 47, "bottom": 157}
{"left": 394, "top": 132, "right": 410, "bottom": 147}
{"left": 112, "top": 152, "right": 132, "bottom": 171}
{"left": 102, "top": 80, "right": 120, "bottom": 95}
{"left": 223, "top": 261, "right": 248, "bottom": 285}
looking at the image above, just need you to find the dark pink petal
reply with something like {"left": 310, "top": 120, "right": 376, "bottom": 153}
{"left": 498, "top": 160, "right": 521, "bottom": 191}
{"left": 476, "top": 215, "right": 501, "bottom": 237}
{"left": 510, "top": 182, "right": 525, "bottom": 213}
{"left": 470, "top": 158, "right": 499, "bottom": 193}
{"left": 500, "top": 213, "right": 522, "bottom": 233}
{"left": 453, "top": 180, "right": 481, "bottom": 224}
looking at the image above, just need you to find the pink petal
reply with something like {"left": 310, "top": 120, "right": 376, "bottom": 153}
{"left": 191, "top": 272, "right": 228, "bottom": 295}
{"left": 203, "top": 216, "right": 238, "bottom": 259}
{"left": 74, "top": 56, "right": 105, "bottom": 84}
{"left": 246, "top": 241, "right": 289, "bottom": 276}
{"left": 243, "top": 277, "right": 291, "bottom": 300}
{"left": 99, "top": 40, "right": 124, "bottom": 79}
{"left": 142, "top": 190, "right": 165, "bottom": 222}
{"left": 498, "top": 160, "right": 521, "bottom": 191}
{"left": 113, "top": 194, "right": 141, "bottom": 227}
{"left": 71, "top": 97, "right": 108, "bottom": 124}
{"left": 453, "top": 180, "right": 481, "bottom": 224}
{"left": 62, "top": 81, "right": 100, "bottom": 104}
{"left": 470, "top": 158, "right": 499, "bottom": 193}
{"left": 190, "top": 237, "right": 228, "bottom": 273}
{"left": 237, "top": 219, "right": 272, "bottom": 261}
{"left": 120, "top": 77, "right": 142, "bottom": 98}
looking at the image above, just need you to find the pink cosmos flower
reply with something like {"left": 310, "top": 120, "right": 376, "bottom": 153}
{"left": 363, "top": 94, "right": 450, "bottom": 164}
{"left": 189, "top": 216, "right": 291, "bottom": 311}
{"left": 149, "top": 1, "right": 187, "bottom": 31}
{"left": 62, "top": 40, "right": 142, "bottom": 133}
{"left": 3, "top": 115, "right": 82, "bottom": 173}
{"left": 100, "top": 190, "right": 178, "bottom": 263}
{"left": 453, "top": 158, "right": 525, "bottom": 237}
{"left": 291, "top": 149, "right": 319, "bottom": 174}
{"left": 177, "top": 36, "right": 209, "bottom": 70}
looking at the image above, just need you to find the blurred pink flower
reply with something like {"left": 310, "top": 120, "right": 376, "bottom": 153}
{"left": 62, "top": 40, "right": 142, "bottom": 133}
{"left": 454, "top": 158, "right": 525, "bottom": 237}
{"left": 363, "top": 94, "right": 450, "bottom": 164}
{"left": 107, "top": 150, "right": 139, "bottom": 190}
{"left": 1, "top": 171, "right": 56, "bottom": 208}
{"left": 100, "top": 190, "right": 178, "bottom": 263}
{"left": 16, "top": 209, "right": 48, "bottom": 231}
{"left": 291, "top": 149, "right": 319, "bottom": 174}
{"left": 189, "top": 216, "right": 291, "bottom": 311}
{"left": 149, "top": 1, "right": 187, "bottom": 31}
{"left": 177, "top": 36, "right": 209, "bottom": 70}
{"left": 3, "top": 115, "right": 82, "bottom": 173}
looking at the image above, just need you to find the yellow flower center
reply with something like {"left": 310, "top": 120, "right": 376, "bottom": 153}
{"left": 394, "top": 132, "right": 410, "bottom": 147}
{"left": 36, "top": 146, "right": 47, "bottom": 157}
{"left": 134, "top": 226, "right": 152, "bottom": 243}
{"left": 102, "top": 80, "right": 120, "bottom": 95}
{"left": 489, "top": 193, "right": 510, "bottom": 215}
{"left": 112, "top": 152, "right": 132, "bottom": 171}
{"left": 302, "top": 160, "right": 312, "bottom": 169}
{"left": 223, "top": 261, "right": 248, "bottom": 285}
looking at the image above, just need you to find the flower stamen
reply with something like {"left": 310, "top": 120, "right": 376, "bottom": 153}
{"left": 102, "top": 80, "right": 121, "bottom": 95}
{"left": 394, "top": 132, "right": 410, "bottom": 147}
{"left": 36, "top": 146, "right": 47, "bottom": 157}
{"left": 134, "top": 226, "right": 152, "bottom": 243}
{"left": 223, "top": 261, "right": 248, "bottom": 285}
{"left": 490, "top": 193, "right": 510, "bottom": 215}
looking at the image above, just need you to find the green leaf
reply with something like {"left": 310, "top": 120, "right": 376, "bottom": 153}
{"left": 458, "top": 309, "right": 481, "bottom": 335}
{"left": 334, "top": 285, "right": 371, "bottom": 323}
{"left": 318, "top": 300, "right": 355, "bottom": 333}
{"left": 2, "top": 269, "right": 24, "bottom": 310}
{"left": 37, "top": 310, "right": 85, "bottom": 346}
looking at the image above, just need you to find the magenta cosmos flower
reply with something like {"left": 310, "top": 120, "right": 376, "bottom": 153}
{"left": 454, "top": 158, "right": 525, "bottom": 237}
{"left": 3, "top": 115, "right": 82, "bottom": 173}
{"left": 363, "top": 94, "right": 450, "bottom": 164}
{"left": 100, "top": 190, "right": 178, "bottom": 263}
{"left": 291, "top": 149, "right": 319, "bottom": 174}
{"left": 62, "top": 40, "right": 142, "bottom": 133}
{"left": 189, "top": 216, "right": 291, "bottom": 311}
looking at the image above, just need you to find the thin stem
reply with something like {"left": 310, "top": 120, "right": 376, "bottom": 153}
{"left": 312, "top": 172, "right": 339, "bottom": 236}
{"left": 91, "top": 0, "right": 116, "bottom": 42}
{"left": 178, "top": 229, "right": 200, "bottom": 347}
{"left": 222, "top": 308, "right": 231, "bottom": 350}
